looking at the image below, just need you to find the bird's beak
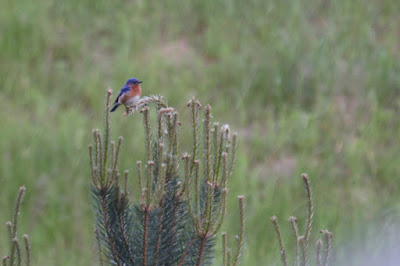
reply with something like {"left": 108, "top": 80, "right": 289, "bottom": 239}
{"left": 138, "top": 81, "right": 143, "bottom": 83}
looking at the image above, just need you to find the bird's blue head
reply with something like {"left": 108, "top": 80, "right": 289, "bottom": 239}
{"left": 125, "top": 78, "right": 142, "bottom": 85}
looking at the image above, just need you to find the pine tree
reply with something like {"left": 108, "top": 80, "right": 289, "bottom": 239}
{"left": 89, "top": 90, "right": 245, "bottom": 266}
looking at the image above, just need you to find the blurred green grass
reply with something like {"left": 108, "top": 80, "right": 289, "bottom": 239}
{"left": 1, "top": 0, "right": 400, "bottom": 265}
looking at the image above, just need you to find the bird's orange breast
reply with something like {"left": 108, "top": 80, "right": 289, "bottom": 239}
{"left": 129, "top": 84, "right": 142, "bottom": 97}
{"left": 120, "top": 84, "right": 142, "bottom": 104}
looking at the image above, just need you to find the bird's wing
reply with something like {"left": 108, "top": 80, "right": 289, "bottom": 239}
{"left": 114, "top": 85, "right": 130, "bottom": 103}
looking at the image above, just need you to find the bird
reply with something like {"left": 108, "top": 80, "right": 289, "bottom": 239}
{"left": 110, "top": 78, "right": 142, "bottom": 112}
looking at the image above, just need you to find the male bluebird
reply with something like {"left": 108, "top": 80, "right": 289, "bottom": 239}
{"left": 110, "top": 78, "right": 142, "bottom": 112}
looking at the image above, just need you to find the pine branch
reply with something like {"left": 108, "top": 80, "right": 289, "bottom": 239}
{"left": 299, "top": 236, "right": 307, "bottom": 266}
{"left": 142, "top": 207, "right": 150, "bottom": 266}
{"left": 196, "top": 233, "right": 208, "bottom": 266}
{"left": 12, "top": 186, "right": 25, "bottom": 242}
{"left": 103, "top": 89, "right": 112, "bottom": 176}
{"left": 302, "top": 174, "right": 314, "bottom": 251}
{"left": 94, "top": 228, "right": 104, "bottom": 266}
{"left": 316, "top": 239, "right": 322, "bottom": 266}
{"left": 289, "top": 216, "right": 300, "bottom": 266}
{"left": 13, "top": 238, "right": 22, "bottom": 266}
{"left": 1, "top": 187, "right": 31, "bottom": 266}
{"left": 222, "top": 232, "right": 227, "bottom": 266}
{"left": 98, "top": 188, "right": 123, "bottom": 265}
{"left": 188, "top": 98, "right": 201, "bottom": 177}
{"left": 117, "top": 197, "right": 135, "bottom": 265}
{"left": 125, "top": 95, "right": 168, "bottom": 115}
{"left": 232, "top": 196, "right": 245, "bottom": 266}
{"left": 153, "top": 199, "right": 164, "bottom": 266}
{"left": 321, "top": 230, "right": 333, "bottom": 266}
{"left": 271, "top": 174, "right": 333, "bottom": 266}
{"left": 22, "top": 235, "right": 31, "bottom": 266}
{"left": 271, "top": 216, "right": 288, "bottom": 266}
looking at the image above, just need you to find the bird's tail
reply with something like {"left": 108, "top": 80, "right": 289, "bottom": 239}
{"left": 110, "top": 103, "right": 120, "bottom": 112}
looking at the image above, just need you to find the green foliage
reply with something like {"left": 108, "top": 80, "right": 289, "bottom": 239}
{"left": 1, "top": 0, "right": 400, "bottom": 265}
{"left": 89, "top": 92, "right": 244, "bottom": 265}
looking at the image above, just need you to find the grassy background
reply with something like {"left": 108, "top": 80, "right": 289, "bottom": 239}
{"left": 1, "top": 0, "right": 400, "bottom": 265}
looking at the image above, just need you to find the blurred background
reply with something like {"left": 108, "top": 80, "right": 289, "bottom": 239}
{"left": 1, "top": 0, "right": 400, "bottom": 265}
